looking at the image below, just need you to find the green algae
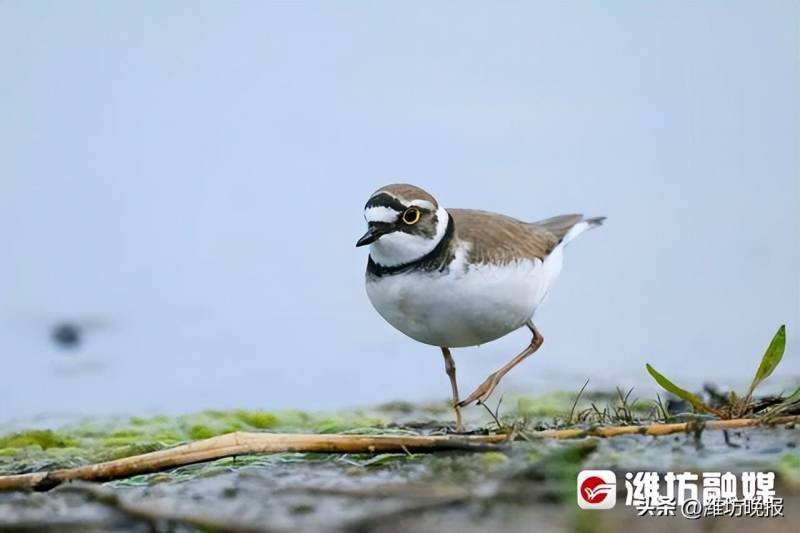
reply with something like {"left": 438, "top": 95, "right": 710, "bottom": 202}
{"left": 187, "top": 424, "right": 220, "bottom": 440}
{"left": 777, "top": 452, "right": 800, "bottom": 488}
{"left": 233, "top": 409, "right": 279, "bottom": 429}
{"left": 0, "top": 408, "right": 389, "bottom": 476}
{"left": 96, "top": 442, "right": 166, "bottom": 461}
{"left": 0, "top": 390, "right": 556, "bottom": 477}
{"left": 479, "top": 451, "right": 510, "bottom": 468}
{"left": 515, "top": 392, "right": 579, "bottom": 418}
{"left": 0, "top": 429, "right": 78, "bottom": 450}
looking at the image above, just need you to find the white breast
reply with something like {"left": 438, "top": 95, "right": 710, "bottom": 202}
{"left": 366, "top": 244, "right": 565, "bottom": 348}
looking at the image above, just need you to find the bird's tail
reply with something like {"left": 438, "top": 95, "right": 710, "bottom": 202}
{"left": 533, "top": 214, "right": 605, "bottom": 245}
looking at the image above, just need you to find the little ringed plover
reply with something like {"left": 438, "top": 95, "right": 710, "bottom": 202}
{"left": 356, "top": 183, "right": 604, "bottom": 431}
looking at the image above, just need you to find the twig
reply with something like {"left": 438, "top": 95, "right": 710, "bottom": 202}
{"left": 589, "top": 403, "right": 607, "bottom": 423}
{"left": 525, "top": 415, "right": 800, "bottom": 439}
{"left": 0, "top": 432, "right": 509, "bottom": 491}
{"left": 480, "top": 396, "right": 505, "bottom": 429}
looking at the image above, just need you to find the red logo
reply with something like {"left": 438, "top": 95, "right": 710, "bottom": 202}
{"left": 577, "top": 470, "right": 616, "bottom": 509}
{"left": 580, "top": 476, "right": 612, "bottom": 504}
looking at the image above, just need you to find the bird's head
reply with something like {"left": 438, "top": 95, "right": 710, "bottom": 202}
{"left": 356, "top": 184, "right": 450, "bottom": 267}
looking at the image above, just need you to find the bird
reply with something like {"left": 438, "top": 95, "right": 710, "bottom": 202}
{"left": 43, "top": 317, "right": 112, "bottom": 351}
{"left": 356, "top": 183, "right": 604, "bottom": 431}
{"left": 51, "top": 322, "right": 82, "bottom": 349}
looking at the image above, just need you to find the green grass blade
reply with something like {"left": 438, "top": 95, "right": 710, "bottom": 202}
{"left": 645, "top": 364, "right": 716, "bottom": 415}
{"left": 745, "top": 325, "right": 787, "bottom": 399}
{"left": 763, "top": 387, "right": 800, "bottom": 421}
{"left": 781, "top": 386, "right": 800, "bottom": 405}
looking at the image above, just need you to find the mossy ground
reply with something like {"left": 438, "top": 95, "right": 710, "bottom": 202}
{"left": 0, "top": 392, "right": 797, "bottom": 532}
{"left": 0, "top": 391, "right": 652, "bottom": 476}
{"left": 0, "top": 407, "right": 391, "bottom": 476}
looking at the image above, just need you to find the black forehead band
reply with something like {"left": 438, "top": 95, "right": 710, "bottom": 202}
{"left": 365, "top": 192, "right": 407, "bottom": 212}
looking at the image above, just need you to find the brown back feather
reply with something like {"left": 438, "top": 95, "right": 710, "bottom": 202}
{"left": 449, "top": 209, "right": 560, "bottom": 265}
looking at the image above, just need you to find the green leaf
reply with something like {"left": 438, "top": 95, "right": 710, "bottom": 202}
{"left": 645, "top": 364, "right": 717, "bottom": 415}
{"left": 745, "top": 325, "right": 787, "bottom": 399}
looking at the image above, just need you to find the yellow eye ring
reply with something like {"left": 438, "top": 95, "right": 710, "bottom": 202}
{"left": 402, "top": 207, "right": 421, "bottom": 225}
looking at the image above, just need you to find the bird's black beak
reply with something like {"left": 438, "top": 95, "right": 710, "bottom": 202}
{"left": 356, "top": 225, "right": 386, "bottom": 247}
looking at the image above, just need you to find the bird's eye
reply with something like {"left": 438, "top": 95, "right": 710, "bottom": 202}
{"left": 402, "top": 207, "right": 421, "bottom": 225}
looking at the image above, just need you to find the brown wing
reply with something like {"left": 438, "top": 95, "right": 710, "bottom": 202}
{"left": 448, "top": 209, "right": 559, "bottom": 265}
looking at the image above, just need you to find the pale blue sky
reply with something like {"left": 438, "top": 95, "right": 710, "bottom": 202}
{"left": 0, "top": 2, "right": 798, "bottom": 421}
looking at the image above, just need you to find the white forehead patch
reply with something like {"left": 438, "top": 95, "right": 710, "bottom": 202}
{"left": 408, "top": 199, "right": 436, "bottom": 210}
{"left": 365, "top": 205, "right": 400, "bottom": 223}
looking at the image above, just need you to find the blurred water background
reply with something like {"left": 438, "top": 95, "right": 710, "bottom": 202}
{"left": 1, "top": 2, "right": 798, "bottom": 423}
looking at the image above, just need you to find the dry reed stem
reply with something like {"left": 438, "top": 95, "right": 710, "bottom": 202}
{"left": 529, "top": 415, "right": 799, "bottom": 439}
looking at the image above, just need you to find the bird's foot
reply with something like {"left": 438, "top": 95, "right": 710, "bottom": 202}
{"left": 451, "top": 404, "right": 465, "bottom": 433}
{"left": 457, "top": 372, "right": 500, "bottom": 408}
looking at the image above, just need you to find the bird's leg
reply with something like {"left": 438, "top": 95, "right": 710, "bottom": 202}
{"left": 458, "top": 321, "right": 544, "bottom": 408}
{"left": 441, "top": 347, "right": 465, "bottom": 432}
